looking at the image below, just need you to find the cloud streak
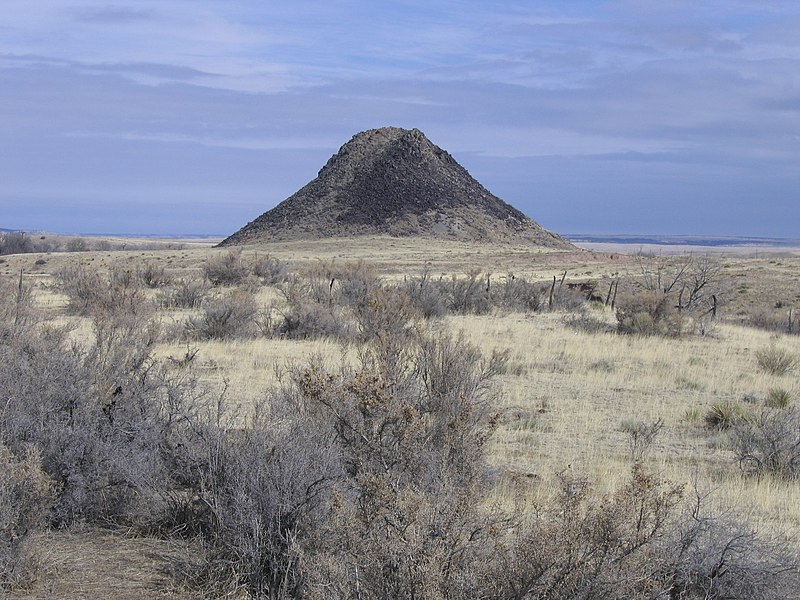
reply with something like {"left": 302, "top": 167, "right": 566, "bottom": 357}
{"left": 1, "top": 1, "right": 798, "bottom": 236}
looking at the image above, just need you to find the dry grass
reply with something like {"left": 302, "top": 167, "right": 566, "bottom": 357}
{"left": 7, "top": 529, "right": 208, "bottom": 599}
{"left": 450, "top": 311, "right": 799, "bottom": 538}
{"left": 3, "top": 235, "right": 800, "bottom": 594}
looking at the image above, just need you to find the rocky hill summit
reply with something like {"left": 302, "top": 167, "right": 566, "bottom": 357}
{"left": 219, "top": 127, "right": 571, "bottom": 248}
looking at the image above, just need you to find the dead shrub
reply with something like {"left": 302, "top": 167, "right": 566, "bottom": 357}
{"left": 480, "top": 465, "right": 798, "bottom": 599}
{"left": 563, "top": 311, "right": 612, "bottom": 334}
{"left": 273, "top": 274, "right": 351, "bottom": 340}
{"left": 0, "top": 309, "right": 204, "bottom": 529}
{"left": 0, "top": 232, "right": 34, "bottom": 255}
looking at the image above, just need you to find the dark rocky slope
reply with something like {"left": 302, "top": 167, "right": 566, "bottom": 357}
{"left": 220, "top": 127, "right": 571, "bottom": 248}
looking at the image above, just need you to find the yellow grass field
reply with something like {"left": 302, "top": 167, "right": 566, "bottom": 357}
{"left": 2, "top": 235, "right": 799, "bottom": 597}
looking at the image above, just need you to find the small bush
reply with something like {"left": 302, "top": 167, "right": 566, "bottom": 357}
{"left": 766, "top": 387, "right": 792, "bottom": 409}
{"left": 620, "top": 418, "right": 663, "bottom": 461}
{"left": 563, "top": 312, "right": 612, "bottom": 334}
{"left": 756, "top": 345, "right": 797, "bottom": 376}
{"left": 730, "top": 407, "right": 800, "bottom": 479}
{"left": 250, "top": 253, "right": 288, "bottom": 285}
{"left": 404, "top": 268, "right": 447, "bottom": 319}
{"left": 748, "top": 308, "right": 797, "bottom": 335}
{"left": 274, "top": 275, "right": 351, "bottom": 340}
{"left": 55, "top": 265, "right": 150, "bottom": 319}
{"left": 0, "top": 233, "right": 34, "bottom": 255}
{"left": 157, "top": 277, "right": 210, "bottom": 309}
{"left": 496, "top": 273, "right": 544, "bottom": 312}
{"left": 204, "top": 249, "right": 247, "bottom": 286}
{"left": 0, "top": 445, "right": 55, "bottom": 589}
{"left": 136, "top": 262, "right": 171, "bottom": 288}
{"left": 617, "top": 290, "right": 685, "bottom": 336}
{"left": 65, "top": 237, "right": 89, "bottom": 252}
{"left": 483, "top": 464, "right": 798, "bottom": 599}
{"left": 705, "top": 401, "right": 747, "bottom": 430}
{"left": 446, "top": 270, "right": 492, "bottom": 315}
{"left": 185, "top": 289, "right": 257, "bottom": 339}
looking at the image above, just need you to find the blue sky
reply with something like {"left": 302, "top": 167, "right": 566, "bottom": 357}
{"left": 1, "top": 1, "right": 798, "bottom": 237}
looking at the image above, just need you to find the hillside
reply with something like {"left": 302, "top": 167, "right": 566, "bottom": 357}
{"left": 219, "top": 127, "right": 570, "bottom": 248}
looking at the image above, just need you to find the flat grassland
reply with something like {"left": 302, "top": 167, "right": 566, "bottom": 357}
{"left": 2, "top": 235, "right": 799, "bottom": 597}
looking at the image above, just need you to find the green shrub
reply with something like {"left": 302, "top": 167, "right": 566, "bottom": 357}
{"left": 705, "top": 401, "right": 747, "bottom": 430}
{"left": 766, "top": 387, "right": 792, "bottom": 409}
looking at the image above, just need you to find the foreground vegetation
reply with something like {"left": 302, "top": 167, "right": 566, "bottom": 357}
{"left": 1, "top": 239, "right": 799, "bottom": 598}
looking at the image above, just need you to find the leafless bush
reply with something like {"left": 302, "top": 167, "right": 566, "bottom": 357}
{"left": 748, "top": 307, "right": 797, "bottom": 335}
{"left": 0, "top": 304, "right": 204, "bottom": 529}
{"left": 249, "top": 253, "right": 289, "bottom": 285}
{"left": 496, "top": 273, "right": 544, "bottom": 312}
{"left": 136, "top": 261, "right": 171, "bottom": 288}
{"left": 157, "top": 277, "right": 210, "bottom": 309}
{"left": 65, "top": 237, "right": 89, "bottom": 252}
{"left": 0, "top": 445, "right": 55, "bottom": 590}
{"left": 185, "top": 289, "right": 258, "bottom": 340}
{"left": 335, "top": 261, "right": 380, "bottom": 307}
{"left": 351, "top": 285, "right": 417, "bottom": 345}
{"left": 190, "top": 328, "right": 507, "bottom": 598}
{"left": 550, "top": 284, "right": 587, "bottom": 312}
{"left": 446, "top": 269, "right": 492, "bottom": 314}
{"left": 403, "top": 267, "right": 447, "bottom": 319}
{"left": 480, "top": 465, "right": 798, "bottom": 599}
{"left": 730, "top": 407, "right": 800, "bottom": 479}
{"left": 54, "top": 265, "right": 151, "bottom": 319}
{"left": 204, "top": 249, "right": 248, "bottom": 286}
{"left": 192, "top": 393, "right": 339, "bottom": 597}
{"left": 621, "top": 418, "right": 664, "bottom": 461}
{"left": 273, "top": 274, "right": 350, "bottom": 340}
{"left": 0, "top": 232, "right": 34, "bottom": 255}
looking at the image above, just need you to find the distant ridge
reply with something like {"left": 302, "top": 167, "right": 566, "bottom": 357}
{"left": 565, "top": 234, "right": 800, "bottom": 247}
{"left": 219, "top": 127, "right": 571, "bottom": 248}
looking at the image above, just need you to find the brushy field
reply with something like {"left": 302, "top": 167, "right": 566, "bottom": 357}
{"left": 1, "top": 235, "right": 799, "bottom": 598}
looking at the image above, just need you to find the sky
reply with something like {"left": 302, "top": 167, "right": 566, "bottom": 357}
{"left": 1, "top": 1, "right": 799, "bottom": 237}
